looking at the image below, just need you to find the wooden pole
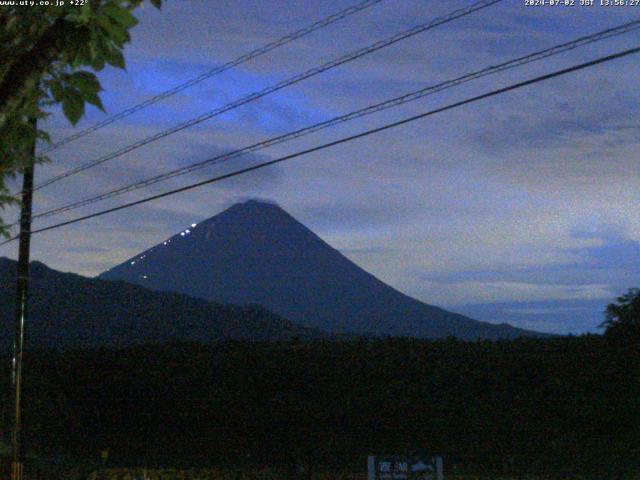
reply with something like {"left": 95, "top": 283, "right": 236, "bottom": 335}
{"left": 11, "top": 117, "right": 36, "bottom": 480}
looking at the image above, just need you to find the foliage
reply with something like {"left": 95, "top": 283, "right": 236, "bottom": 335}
{"left": 86, "top": 467, "right": 323, "bottom": 480}
{"left": 0, "top": 0, "right": 162, "bottom": 237}
{"left": 600, "top": 288, "right": 640, "bottom": 341}
{"left": 0, "top": 335, "right": 638, "bottom": 479}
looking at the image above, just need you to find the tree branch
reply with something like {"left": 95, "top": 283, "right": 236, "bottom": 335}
{"left": 0, "top": 17, "right": 74, "bottom": 125}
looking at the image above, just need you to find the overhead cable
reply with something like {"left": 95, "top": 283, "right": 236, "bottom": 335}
{"left": 31, "top": 0, "right": 502, "bottom": 192}
{"left": 2, "top": 45, "right": 637, "bottom": 246}
{"left": 39, "top": 0, "right": 388, "bottom": 154}
{"left": 30, "top": 19, "right": 640, "bottom": 221}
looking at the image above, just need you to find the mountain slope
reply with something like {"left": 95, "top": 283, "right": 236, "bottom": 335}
{"left": 100, "top": 200, "right": 542, "bottom": 340}
{"left": 0, "top": 257, "right": 326, "bottom": 351}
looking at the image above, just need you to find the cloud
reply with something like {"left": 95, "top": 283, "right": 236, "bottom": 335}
{"left": 579, "top": 242, "right": 640, "bottom": 270}
{"left": 453, "top": 298, "right": 613, "bottom": 334}
{"left": 400, "top": 229, "right": 640, "bottom": 333}
{"left": 471, "top": 76, "right": 640, "bottom": 155}
{"left": 419, "top": 280, "right": 613, "bottom": 305}
{"left": 504, "top": 306, "right": 592, "bottom": 315}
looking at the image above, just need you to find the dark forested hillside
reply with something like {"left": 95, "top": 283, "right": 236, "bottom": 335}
{"left": 0, "top": 258, "right": 326, "bottom": 350}
{"left": 1, "top": 336, "right": 637, "bottom": 478}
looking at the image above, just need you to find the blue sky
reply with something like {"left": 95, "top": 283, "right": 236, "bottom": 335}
{"left": 2, "top": 0, "right": 639, "bottom": 334}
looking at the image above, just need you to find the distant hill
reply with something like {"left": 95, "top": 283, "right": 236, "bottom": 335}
{"left": 0, "top": 257, "right": 326, "bottom": 351}
{"left": 100, "top": 199, "right": 543, "bottom": 340}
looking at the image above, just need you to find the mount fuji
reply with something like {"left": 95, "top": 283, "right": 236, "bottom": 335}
{"left": 100, "top": 200, "right": 542, "bottom": 340}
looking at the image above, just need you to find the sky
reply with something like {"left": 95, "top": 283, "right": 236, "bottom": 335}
{"left": 2, "top": 0, "right": 640, "bottom": 334}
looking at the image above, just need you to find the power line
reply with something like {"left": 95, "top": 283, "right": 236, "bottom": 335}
{"left": 29, "top": 20, "right": 640, "bottom": 221}
{"left": 30, "top": 0, "right": 503, "bottom": 193}
{"left": 2, "top": 45, "right": 637, "bottom": 247}
{"left": 39, "top": 0, "right": 387, "bottom": 154}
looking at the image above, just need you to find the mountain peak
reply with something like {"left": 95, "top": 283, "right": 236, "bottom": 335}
{"left": 236, "top": 198, "right": 281, "bottom": 208}
{"left": 198, "top": 199, "right": 297, "bottom": 229}
{"left": 100, "top": 203, "right": 543, "bottom": 340}
{"left": 223, "top": 198, "right": 284, "bottom": 214}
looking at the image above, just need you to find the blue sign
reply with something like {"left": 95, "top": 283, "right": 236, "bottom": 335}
{"left": 368, "top": 455, "right": 443, "bottom": 480}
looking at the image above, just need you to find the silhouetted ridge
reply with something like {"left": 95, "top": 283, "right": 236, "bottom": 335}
{"left": 0, "top": 257, "right": 327, "bottom": 351}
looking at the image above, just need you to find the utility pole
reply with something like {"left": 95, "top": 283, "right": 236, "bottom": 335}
{"left": 11, "top": 117, "right": 36, "bottom": 480}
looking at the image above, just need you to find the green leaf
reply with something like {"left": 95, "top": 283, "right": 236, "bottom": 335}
{"left": 105, "top": 48, "right": 125, "bottom": 69}
{"left": 36, "top": 129, "right": 51, "bottom": 144}
{"left": 85, "top": 92, "right": 105, "bottom": 112}
{"left": 66, "top": 71, "right": 102, "bottom": 96}
{"left": 150, "top": 0, "right": 162, "bottom": 8}
{"left": 78, "top": 2, "right": 93, "bottom": 22}
{"left": 64, "top": 13, "right": 80, "bottom": 23}
{"left": 72, "top": 46, "right": 92, "bottom": 68}
{"left": 89, "top": 41, "right": 106, "bottom": 71}
{"left": 49, "top": 81, "right": 64, "bottom": 103}
{"left": 61, "top": 89, "right": 85, "bottom": 125}
{"left": 103, "top": 3, "right": 139, "bottom": 29}
{"left": 101, "top": 18, "right": 133, "bottom": 47}
{"left": 96, "top": 15, "right": 129, "bottom": 45}
{"left": 69, "top": 29, "right": 94, "bottom": 67}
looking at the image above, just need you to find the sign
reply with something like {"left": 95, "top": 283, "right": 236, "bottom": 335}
{"left": 368, "top": 455, "right": 443, "bottom": 480}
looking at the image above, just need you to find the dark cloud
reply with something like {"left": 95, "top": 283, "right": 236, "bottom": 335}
{"left": 454, "top": 298, "right": 611, "bottom": 334}
{"left": 471, "top": 75, "right": 640, "bottom": 155}
{"left": 571, "top": 237, "right": 640, "bottom": 271}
